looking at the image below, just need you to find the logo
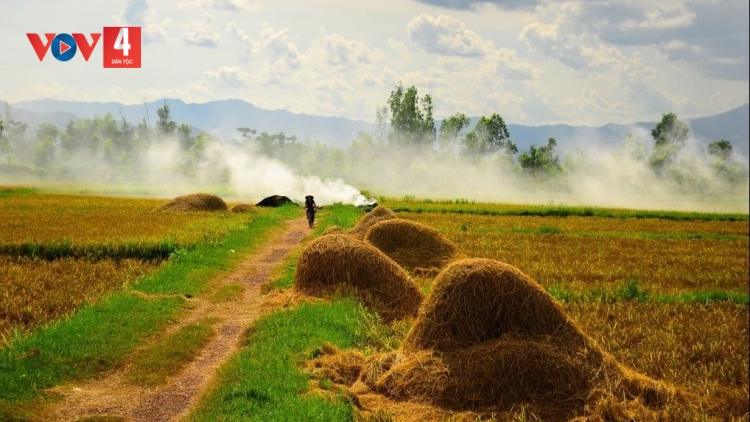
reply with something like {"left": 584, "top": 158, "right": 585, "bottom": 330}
{"left": 26, "top": 27, "right": 141, "bottom": 68}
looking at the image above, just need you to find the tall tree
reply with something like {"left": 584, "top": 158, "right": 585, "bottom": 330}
{"left": 462, "top": 113, "right": 516, "bottom": 157}
{"left": 649, "top": 112, "right": 688, "bottom": 174}
{"left": 519, "top": 137, "right": 560, "bottom": 176}
{"left": 387, "top": 83, "right": 436, "bottom": 148}
{"left": 156, "top": 101, "right": 177, "bottom": 136}
{"left": 438, "top": 112, "right": 470, "bottom": 151}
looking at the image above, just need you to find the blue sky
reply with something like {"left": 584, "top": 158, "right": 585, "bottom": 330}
{"left": 2, "top": 0, "right": 748, "bottom": 125}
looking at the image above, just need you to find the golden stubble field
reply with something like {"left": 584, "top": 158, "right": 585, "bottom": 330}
{"left": 395, "top": 208, "right": 749, "bottom": 415}
{"left": 0, "top": 188, "right": 259, "bottom": 340}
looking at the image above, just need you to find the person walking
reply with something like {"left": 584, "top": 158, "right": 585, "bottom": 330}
{"left": 304, "top": 195, "right": 320, "bottom": 228}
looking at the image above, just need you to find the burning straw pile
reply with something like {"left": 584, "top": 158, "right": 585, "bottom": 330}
{"left": 364, "top": 219, "right": 465, "bottom": 272}
{"left": 293, "top": 234, "right": 424, "bottom": 322}
{"left": 310, "top": 259, "right": 695, "bottom": 420}
{"left": 157, "top": 193, "right": 228, "bottom": 212}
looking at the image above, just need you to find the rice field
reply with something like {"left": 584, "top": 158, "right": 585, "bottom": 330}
{"left": 382, "top": 199, "right": 749, "bottom": 417}
{"left": 0, "top": 187, "right": 268, "bottom": 340}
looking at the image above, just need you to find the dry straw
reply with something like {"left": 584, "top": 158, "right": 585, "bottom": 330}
{"left": 311, "top": 258, "right": 699, "bottom": 420}
{"left": 364, "top": 219, "right": 465, "bottom": 272}
{"left": 156, "top": 193, "right": 228, "bottom": 212}
{"left": 321, "top": 225, "right": 344, "bottom": 236}
{"left": 230, "top": 203, "right": 257, "bottom": 213}
{"left": 347, "top": 206, "right": 397, "bottom": 239}
{"left": 293, "top": 234, "right": 424, "bottom": 322}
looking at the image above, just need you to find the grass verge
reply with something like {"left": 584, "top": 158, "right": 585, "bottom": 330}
{"left": 188, "top": 299, "right": 367, "bottom": 422}
{"left": 0, "top": 205, "right": 301, "bottom": 419}
{"left": 126, "top": 319, "right": 217, "bottom": 387}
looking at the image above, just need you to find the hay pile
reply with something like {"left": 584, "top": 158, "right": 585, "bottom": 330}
{"left": 321, "top": 225, "right": 344, "bottom": 236}
{"left": 311, "top": 258, "right": 693, "bottom": 420}
{"left": 256, "top": 195, "right": 294, "bottom": 207}
{"left": 293, "top": 234, "right": 424, "bottom": 322}
{"left": 157, "top": 193, "right": 228, "bottom": 212}
{"left": 231, "top": 203, "right": 258, "bottom": 213}
{"left": 364, "top": 219, "right": 465, "bottom": 272}
{"left": 347, "top": 206, "right": 397, "bottom": 239}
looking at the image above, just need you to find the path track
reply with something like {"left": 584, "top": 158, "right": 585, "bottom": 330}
{"left": 42, "top": 217, "right": 310, "bottom": 422}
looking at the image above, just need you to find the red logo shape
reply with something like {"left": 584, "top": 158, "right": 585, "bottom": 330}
{"left": 26, "top": 33, "right": 55, "bottom": 61}
{"left": 103, "top": 27, "right": 141, "bottom": 69}
{"left": 72, "top": 33, "right": 101, "bottom": 61}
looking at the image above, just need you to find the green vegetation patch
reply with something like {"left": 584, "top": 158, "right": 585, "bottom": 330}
{"left": 189, "top": 299, "right": 369, "bottom": 422}
{"left": 0, "top": 187, "right": 37, "bottom": 197}
{"left": 126, "top": 320, "right": 216, "bottom": 387}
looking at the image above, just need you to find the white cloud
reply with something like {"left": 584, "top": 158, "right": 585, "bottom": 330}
{"left": 182, "top": 0, "right": 260, "bottom": 12}
{"left": 407, "top": 14, "right": 490, "bottom": 57}
{"left": 226, "top": 21, "right": 261, "bottom": 60}
{"left": 387, "top": 38, "right": 410, "bottom": 61}
{"left": 318, "top": 31, "right": 379, "bottom": 66}
{"left": 117, "top": 0, "right": 167, "bottom": 44}
{"left": 204, "top": 66, "right": 253, "bottom": 88}
{"left": 260, "top": 23, "right": 301, "bottom": 68}
{"left": 184, "top": 14, "right": 220, "bottom": 47}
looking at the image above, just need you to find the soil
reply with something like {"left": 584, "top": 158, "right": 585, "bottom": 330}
{"left": 38, "top": 217, "right": 310, "bottom": 422}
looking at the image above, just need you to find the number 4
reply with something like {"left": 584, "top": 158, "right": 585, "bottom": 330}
{"left": 114, "top": 27, "right": 131, "bottom": 57}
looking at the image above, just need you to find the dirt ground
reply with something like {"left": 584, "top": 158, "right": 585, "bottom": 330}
{"left": 38, "top": 217, "right": 310, "bottom": 422}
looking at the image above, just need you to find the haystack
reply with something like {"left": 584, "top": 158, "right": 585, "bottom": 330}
{"left": 293, "top": 234, "right": 424, "bottom": 322}
{"left": 231, "top": 203, "right": 257, "bottom": 213}
{"left": 256, "top": 195, "right": 294, "bottom": 207}
{"left": 311, "top": 258, "right": 692, "bottom": 420}
{"left": 157, "top": 193, "right": 228, "bottom": 212}
{"left": 347, "top": 206, "right": 397, "bottom": 239}
{"left": 364, "top": 219, "right": 465, "bottom": 272}
{"left": 402, "top": 258, "right": 586, "bottom": 352}
{"left": 321, "top": 225, "right": 344, "bottom": 236}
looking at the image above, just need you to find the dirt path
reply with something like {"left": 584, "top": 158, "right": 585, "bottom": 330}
{"left": 41, "top": 217, "right": 311, "bottom": 422}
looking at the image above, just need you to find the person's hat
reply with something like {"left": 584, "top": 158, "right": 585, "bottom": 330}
{"left": 305, "top": 195, "right": 313, "bottom": 199}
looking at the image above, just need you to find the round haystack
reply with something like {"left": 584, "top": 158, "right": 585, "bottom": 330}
{"left": 364, "top": 219, "right": 465, "bottom": 272}
{"left": 157, "top": 193, "right": 228, "bottom": 212}
{"left": 231, "top": 203, "right": 258, "bottom": 213}
{"left": 348, "top": 206, "right": 397, "bottom": 240}
{"left": 256, "top": 195, "right": 295, "bottom": 207}
{"left": 294, "top": 234, "right": 424, "bottom": 322}
{"left": 402, "top": 258, "right": 587, "bottom": 352}
{"left": 321, "top": 225, "right": 344, "bottom": 236}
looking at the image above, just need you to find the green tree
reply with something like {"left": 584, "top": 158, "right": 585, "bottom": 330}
{"left": 33, "top": 124, "right": 59, "bottom": 168}
{"left": 387, "top": 83, "right": 436, "bottom": 148}
{"left": 519, "top": 137, "right": 560, "bottom": 177}
{"left": 462, "top": 113, "right": 516, "bottom": 157}
{"left": 438, "top": 112, "right": 470, "bottom": 151}
{"left": 156, "top": 101, "right": 177, "bottom": 136}
{"left": 707, "top": 140, "right": 733, "bottom": 160}
{"left": 177, "top": 123, "right": 193, "bottom": 150}
{"left": 649, "top": 112, "right": 689, "bottom": 173}
{"left": 0, "top": 117, "right": 10, "bottom": 163}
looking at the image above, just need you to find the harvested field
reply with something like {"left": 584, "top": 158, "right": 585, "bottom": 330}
{"left": 311, "top": 259, "right": 728, "bottom": 420}
{"left": 364, "top": 219, "right": 465, "bottom": 272}
{"left": 157, "top": 193, "right": 228, "bottom": 212}
{"left": 293, "top": 234, "right": 424, "bottom": 322}
{"left": 0, "top": 256, "right": 157, "bottom": 339}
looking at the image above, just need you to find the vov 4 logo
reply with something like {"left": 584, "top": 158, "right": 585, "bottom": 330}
{"left": 26, "top": 27, "right": 141, "bottom": 68}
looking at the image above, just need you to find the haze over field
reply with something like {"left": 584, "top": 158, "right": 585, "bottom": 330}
{"left": 1, "top": 0, "right": 748, "bottom": 212}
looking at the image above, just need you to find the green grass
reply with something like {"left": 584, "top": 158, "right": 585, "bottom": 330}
{"left": 545, "top": 281, "right": 749, "bottom": 304}
{"left": 0, "top": 294, "right": 184, "bottom": 404}
{"left": 0, "top": 204, "right": 301, "bottom": 418}
{"left": 126, "top": 320, "right": 216, "bottom": 387}
{"left": 135, "top": 204, "right": 301, "bottom": 297}
{"left": 388, "top": 202, "right": 748, "bottom": 221}
{"left": 188, "top": 299, "right": 369, "bottom": 422}
{"left": 0, "top": 187, "right": 37, "bottom": 197}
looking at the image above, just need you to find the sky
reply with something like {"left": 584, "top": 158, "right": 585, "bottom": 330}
{"left": 1, "top": 0, "right": 748, "bottom": 126}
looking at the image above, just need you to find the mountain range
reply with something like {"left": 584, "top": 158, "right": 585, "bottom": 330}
{"left": 8, "top": 98, "right": 749, "bottom": 158}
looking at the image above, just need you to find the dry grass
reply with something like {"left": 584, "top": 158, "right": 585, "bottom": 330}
{"left": 230, "top": 203, "right": 258, "bottom": 213}
{"left": 401, "top": 213, "right": 748, "bottom": 294}
{"left": 293, "top": 234, "right": 424, "bottom": 322}
{"left": 156, "top": 193, "right": 228, "bottom": 212}
{"left": 0, "top": 193, "right": 259, "bottom": 250}
{"left": 364, "top": 219, "right": 465, "bottom": 272}
{"left": 0, "top": 256, "right": 158, "bottom": 340}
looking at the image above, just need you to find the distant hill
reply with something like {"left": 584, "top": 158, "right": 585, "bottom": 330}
{"left": 10, "top": 99, "right": 749, "bottom": 157}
